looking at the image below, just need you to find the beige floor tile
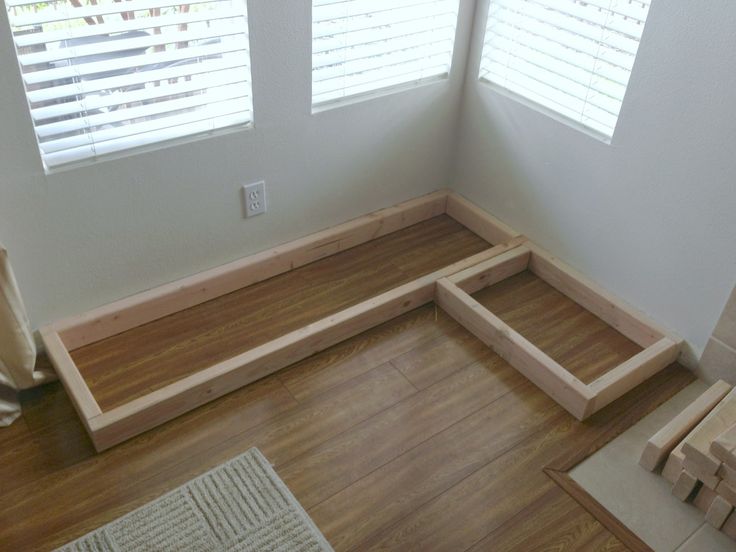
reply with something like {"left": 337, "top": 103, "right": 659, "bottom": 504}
{"left": 675, "top": 522, "right": 736, "bottom": 551}
{"left": 570, "top": 381, "right": 711, "bottom": 551}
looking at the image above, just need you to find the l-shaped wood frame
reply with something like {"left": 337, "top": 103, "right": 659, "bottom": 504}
{"left": 40, "top": 190, "right": 682, "bottom": 451}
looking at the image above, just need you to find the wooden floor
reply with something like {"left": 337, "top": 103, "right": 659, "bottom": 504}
{"left": 71, "top": 214, "right": 491, "bottom": 410}
{"left": 474, "top": 270, "right": 643, "bottom": 384}
{"left": 1, "top": 251, "right": 694, "bottom": 551}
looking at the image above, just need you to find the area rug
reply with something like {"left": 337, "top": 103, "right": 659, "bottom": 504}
{"left": 57, "top": 448, "right": 333, "bottom": 551}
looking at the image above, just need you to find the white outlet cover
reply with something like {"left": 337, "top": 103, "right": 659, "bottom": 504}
{"left": 243, "top": 181, "right": 266, "bottom": 218}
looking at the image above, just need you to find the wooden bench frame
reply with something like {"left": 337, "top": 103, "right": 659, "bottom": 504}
{"left": 435, "top": 243, "right": 682, "bottom": 420}
{"left": 40, "top": 190, "right": 525, "bottom": 451}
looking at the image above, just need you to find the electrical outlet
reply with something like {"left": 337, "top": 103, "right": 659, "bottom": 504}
{"left": 242, "top": 181, "right": 266, "bottom": 218}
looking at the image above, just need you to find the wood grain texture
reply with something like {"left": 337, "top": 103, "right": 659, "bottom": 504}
{"left": 672, "top": 470, "right": 699, "bottom": 501}
{"left": 72, "top": 215, "right": 490, "bottom": 411}
{"left": 437, "top": 278, "right": 592, "bottom": 420}
{"left": 526, "top": 243, "right": 672, "bottom": 348}
{"left": 712, "top": 423, "right": 736, "bottom": 463}
{"left": 53, "top": 191, "right": 449, "bottom": 349}
{"left": 542, "top": 471, "right": 649, "bottom": 552}
{"left": 682, "top": 386, "right": 736, "bottom": 474}
{"left": 1, "top": 269, "right": 694, "bottom": 551}
{"left": 640, "top": 379, "right": 732, "bottom": 471}
{"left": 471, "top": 271, "right": 644, "bottom": 386}
{"left": 467, "top": 484, "right": 628, "bottom": 552}
{"left": 706, "top": 495, "right": 734, "bottom": 529}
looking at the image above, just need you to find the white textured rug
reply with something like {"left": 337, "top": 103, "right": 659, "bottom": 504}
{"left": 57, "top": 448, "right": 333, "bottom": 552}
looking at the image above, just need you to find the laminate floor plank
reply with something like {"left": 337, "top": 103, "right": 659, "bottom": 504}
{"left": 72, "top": 215, "right": 490, "bottom": 411}
{"left": 0, "top": 254, "right": 695, "bottom": 551}
{"left": 473, "top": 270, "right": 643, "bottom": 384}
{"left": 0, "top": 365, "right": 413, "bottom": 551}
{"left": 467, "top": 485, "right": 627, "bottom": 552}
{"left": 277, "top": 304, "right": 459, "bottom": 402}
{"left": 308, "top": 380, "right": 565, "bottom": 551}
{"left": 353, "top": 366, "right": 692, "bottom": 552}
{"left": 279, "top": 354, "right": 527, "bottom": 509}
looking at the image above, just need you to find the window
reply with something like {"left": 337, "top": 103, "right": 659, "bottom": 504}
{"left": 479, "top": 0, "right": 651, "bottom": 138}
{"left": 312, "top": 0, "right": 459, "bottom": 107}
{"left": 5, "top": 0, "right": 253, "bottom": 170}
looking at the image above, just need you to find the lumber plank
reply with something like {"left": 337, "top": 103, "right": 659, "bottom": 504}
{"left": 586, "top": 337, "right": 680, "bottom": 416}
{"left": 639, "top": 380, "right": 731, "bottom": 471}
{"left": 448, "top": 244, "right": 530, "bottom": 294}
{"left": 706, "top": 495, "right": 733, "bottom": 529}
{"left": 672, "top": 470, "right": 699, "bottom": 501}
{"left": 693, "top": 484, "right": 718, "bottom": 513}
{"left": 718, "top": 462, "right": 736, "bottom": 488}
{"left": 723, "top": 510, "right": 736, "bottom": 540}
{"left": 86, "top": 244, "right": 520, "bottom": 450}
{"left": 717, "top": 480, "right": 736, "bottom": 505}
{"left": 662, "top": 448, "right": 685, "bottom": 484}
{"left": 436, "top": 279, "right": 593, "bottom": 420}
{"left": 683, "top": 456, "right": 721, "bottom": 489}
{"left": 682, "top": 387, "right": 736, "bottom": 475}
{"left": 445, "top": 191, "right": 519, "bottom": 245}
{"left": 53, "top": 190, "right": 450, "bottom": 349}
{"left": 712, "top": 423, "right": 736, "bottom": 463}
{"left": 38, "top": 328, "right": 101, "bottom": 424}
{"left": 526, "top": 243, "right": 673, "bottom": 348}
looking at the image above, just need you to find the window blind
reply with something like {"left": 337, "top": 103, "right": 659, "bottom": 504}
{"left": 5, "top": 0, "right": 253, "bottom": 169}
{"left": 312, "top": 0, "right": 459, "bottom": 107}
{"left": 480, "top": 0, "right": 651, "bottom": 137}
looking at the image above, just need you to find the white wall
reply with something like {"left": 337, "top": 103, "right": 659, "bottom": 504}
{"left": 0, "top": 0, "right": 475, "bottom": 330}
{"left": 453, "top": 0, "right": 736, "bottom": 372}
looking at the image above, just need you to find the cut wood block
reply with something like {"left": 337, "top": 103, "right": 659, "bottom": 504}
{"left": 683, "top": 456, "right": 722, "bottom": 489}
{"left": 706, "top": 495, "right": 734, "bottom": 529}
{"left": 672, "top": 470, "right": 700, "bottom": 501}
{"left": 681, "top": 387, "right": 736, "bottom": 475}
{"left": 694, "top": 484, "right": 718, "bottom": 513}
{"left": 662, "top": 447, "right": 685, "bottom": 484}
{"left": 717, "top": 480, "right": 736, "bottom": 505}
{"left": 723, "top": 510, "right": 736, "bottom": 540}
{"left": 719, "top": 462, "right": 736, "bottom": 488}
{"left": 713, "top": 424, "right": 736, "bottom": 465}
{"left": 640, "top": 380, "right": 732, "bottom": 471}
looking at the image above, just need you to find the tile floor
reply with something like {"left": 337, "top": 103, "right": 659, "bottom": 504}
{"left": 570, "top": 380, "right": 736, "bottom": 551}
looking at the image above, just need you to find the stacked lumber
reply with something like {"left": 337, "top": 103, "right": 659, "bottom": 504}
{"left": 640, "top": 380, "right": 736, "bottom": 537}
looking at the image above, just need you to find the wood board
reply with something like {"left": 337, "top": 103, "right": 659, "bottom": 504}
{"left": 40, "top": 190, "right": 523, "bottom": 450}
{"left": 436, "top": 244, "right": 682, "bottom": 420}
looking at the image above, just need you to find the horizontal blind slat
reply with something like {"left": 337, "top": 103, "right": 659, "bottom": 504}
{"left": 314, "top": 16, "right": 454, "bottom": 52}
{"left": 8, "top": 0, "right": 227, "bottom": 27}
{"left": 314, "top": 31, "right": 454, "bottom": 71}
{"left": 40, "top": 97, "right": 249, "bottom": 153}
{"left": 24, "top": 41, "right": 248, "bottom": 85}
{"left": 314, "top": 41, "right": 453, "bottom": 83}
{"left": 314, "top": 53, "right": 449, "bottom": 96}
{"left": 489, "top": 2, "right": 641, "bottom": 57}
{"left": 27, "top": 57, "right": 248, "bottom": 103}
{"left": 312, "top": 0, "right": 458, "bottom": 106}
{"left": 18, "top": 22, "right": 247, "bottom": 66}
{"left": 36, "top": 83, "right": 250, "bottom": 138}
{"left": 8, "top": 0, "right": 253, "bottom": 168}
{"left": 30, "top": 66, "right": 247, "bottom": 120}
{"left": 313, "top": 0, "right": 451, "bottom": 25}
{"left": 483, "top": 19, "right": 635, "bottom": 81}
{"left": 480, "top": 0, "right": 650, "bottom": 138}
{"left": 13, "top": 9, "right": 243, "bottom": 48}
{"left": 44, "top": 111, "right": 249, "bottom": 167}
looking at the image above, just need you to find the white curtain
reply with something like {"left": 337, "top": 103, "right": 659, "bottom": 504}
{"left": 0, "top": 242, "right": 55, "bottom": 426}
